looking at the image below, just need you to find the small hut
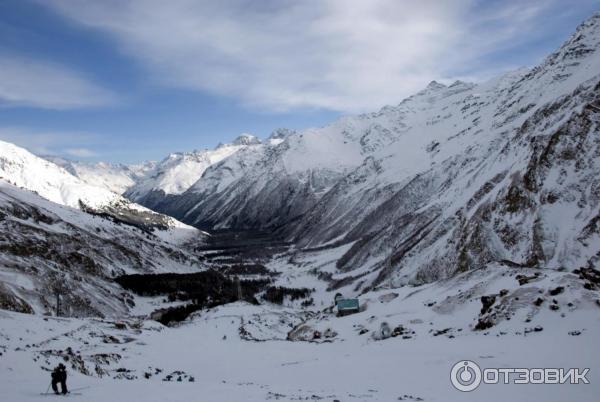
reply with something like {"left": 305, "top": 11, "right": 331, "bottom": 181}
{"left": 334, "top": 293, "right": 359, "bottom": 316}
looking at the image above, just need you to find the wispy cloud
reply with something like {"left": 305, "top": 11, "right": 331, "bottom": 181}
{"left": 0, "top": 56, "right": 118, "bottom": 110}
{"left": 0, "top": 126, "right": 100, "bottom": 158}
{"left": 64, "top": 147, "right": 97, "bottom": 158}
{"left": 43, "top": 0, "right": 595, "bottom": 113}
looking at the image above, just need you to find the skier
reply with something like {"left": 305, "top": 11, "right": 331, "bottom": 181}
{"left": 51, "top": 363, "right": 68, "bottom": 395}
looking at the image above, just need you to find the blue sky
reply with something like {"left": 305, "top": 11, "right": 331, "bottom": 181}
{"left": 0, "top": 0, "right": 599, "bottom": 163}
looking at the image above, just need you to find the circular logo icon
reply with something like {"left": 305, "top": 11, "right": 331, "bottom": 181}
{"left": 451, "top": 360, "right": 482, "bottom": 392}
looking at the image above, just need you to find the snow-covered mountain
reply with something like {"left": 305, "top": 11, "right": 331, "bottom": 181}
{"left": 123, "top": 134, "right": 262, "bottom": 211}
{"left": 0, "top": 180, "right": 204, "bottom": 316}
{"left": 44, "top": 156, "right": 155, "bottom": 195}
{"left": 163, "top": 124, "right": 361, "bottom": 229}
{"left": 147, "top": 12, "right": 600, "bottom": 292}
{"left": 0, "top": 140, "right": 209, "bottom": 316}
{"left": 0, "top": 140, "right": 200, "bottom": 244}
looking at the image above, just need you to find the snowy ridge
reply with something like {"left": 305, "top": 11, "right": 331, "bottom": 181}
{"left": 45, "top": 155, "right": 155, "bottom": 195}
{"left": 0, "top": 140, "right": 202, "bottom": 245}
{"left": 123, "top": 134, "right": 262, "bottom": 210}
{"left": 0, "top": 140, "right": 120, "bottom": 209}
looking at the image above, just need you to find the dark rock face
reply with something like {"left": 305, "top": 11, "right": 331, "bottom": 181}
{"left": 0, "top": 283, "right": 33, "bottom": 313}
{"left": 122, "top": 189, "right": 178, "bottom": 215}
{"left": 480, "top": 295, "right": 497, "bottom": 315}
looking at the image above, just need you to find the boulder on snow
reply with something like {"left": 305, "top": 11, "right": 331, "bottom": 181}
{"left": 372, "top": 322, "right": 392, "bottom": 340}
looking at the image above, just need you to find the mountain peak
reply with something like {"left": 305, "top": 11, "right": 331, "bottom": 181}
{"left": 232, "top": 133, "right": 261, "bottom": 146}
{"left": 579, "top": 11, "right": 600, "bottom": 33}
{"left": 539, "top": 12, "right": 600, "bottom": 71}
{"left": 268, "top": 128, "right": 295, "bottom": 140}
{"left": 448, "top": 80, "right": 467, "bottom": 88}
{"left": 425, "top": 80, "right": 446, "bottom": 90}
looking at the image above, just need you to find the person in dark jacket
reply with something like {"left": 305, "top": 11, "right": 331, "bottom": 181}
{"left": 51, "top": 363, "right": 68, "bottom": 395}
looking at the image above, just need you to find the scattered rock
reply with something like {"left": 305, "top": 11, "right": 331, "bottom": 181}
{"left": 398, "top": 394, "right": 424, "bottom": 401}
{"left": 573, "top": 267, "right": 600, "bottom": 290}
{"left": 524, "top": 326, "right": 543, "bottom": 334}
{"left": 515, "top": 272, "right": 540, "bottom": 285}
{"left": 102, "top": 335, "right": 120, "bottom": 344}
{"left": 113, "top": 322, "right": 127, "bottom": 330}
{"left": 378, "top": 293, "right": 399, "bottom": 303}
{"left": 474, "top": 319, "right": 494, "bottom": 331}
{"left": 432, "top": 328, "right": 452, "bottom": 336}
{"left": 162, "top": 370, "right": 193, "bottom": 383}
{"left": 391, "top": 325, "right": 415, "bottom": 339}
{"left": 113, "top": 367, "right": 136, "bottom": 380}
{"left": 323, "top": 328, "right": 337, "bottom": 339}
{"left": 480, "top": 295, "right": 496, "bottom": 315}
{"left": 287, "top": 324, "right": 315, "bottom": 342}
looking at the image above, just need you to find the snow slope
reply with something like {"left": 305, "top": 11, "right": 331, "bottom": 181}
{"left": 1, "top": 260, "right": 598, "bottom": 401}
{"left": 0, "top": 180, "right": 204, "bottom": 317}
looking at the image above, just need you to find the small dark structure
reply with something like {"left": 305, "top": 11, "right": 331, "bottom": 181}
{"left": 334, "top": 293, "right": 360, "bottom": 316}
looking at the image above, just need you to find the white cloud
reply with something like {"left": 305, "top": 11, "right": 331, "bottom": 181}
{"left": 0, "top": 126, "right": 100, "bottom": 158}
{"left": 0, "top": 56, "right": 118, "bottom": 109}
{"left": 64, "top": 148, "right": 97, "bottom": 158}
{"left": 43, "top": 0, "right": 579, "bottom": 112}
